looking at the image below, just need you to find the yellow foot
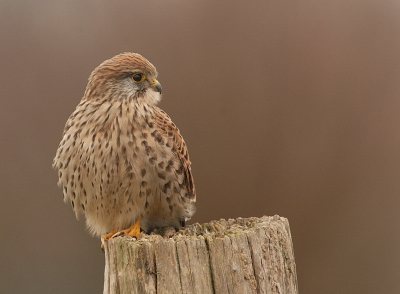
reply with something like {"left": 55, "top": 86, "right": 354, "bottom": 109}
{"left": 101, "top": 217, "right": 142, "bottom": 249}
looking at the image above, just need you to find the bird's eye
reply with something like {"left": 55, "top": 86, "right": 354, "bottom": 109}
{"left": 131, "top": 73, "right": 146, "bottom": 83}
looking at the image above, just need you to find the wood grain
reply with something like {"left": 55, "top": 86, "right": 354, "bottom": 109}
{"left": 103, "top": 215, "right": 298, "bottom": 294}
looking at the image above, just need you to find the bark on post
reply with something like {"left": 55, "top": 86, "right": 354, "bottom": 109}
{"left": 103, "top": 215, "right": 299, "bottom": 294}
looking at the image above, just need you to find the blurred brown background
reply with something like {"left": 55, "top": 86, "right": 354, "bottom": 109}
{"left": 1, "top": 1, "right": 400, "bottom": 293}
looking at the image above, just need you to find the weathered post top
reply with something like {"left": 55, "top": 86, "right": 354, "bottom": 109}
{"left": 103, "top": 215, "right": 298, "bottom": 294}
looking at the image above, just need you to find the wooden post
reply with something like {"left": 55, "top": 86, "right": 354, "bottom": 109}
{"left": 103, "top": 215, "right": 298, "bottom": 294}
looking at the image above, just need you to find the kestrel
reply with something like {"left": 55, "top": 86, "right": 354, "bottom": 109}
{"left": 52, "top": 53, "right": 196, "bottom": 242}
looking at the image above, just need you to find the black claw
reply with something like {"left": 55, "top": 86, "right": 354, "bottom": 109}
{"left": 112, "top": 231, "right": 126, "bottom": 238}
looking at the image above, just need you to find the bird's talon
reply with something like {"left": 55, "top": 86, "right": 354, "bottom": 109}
{"left": 112, "top": 231, "right": 126, "bottom": 238}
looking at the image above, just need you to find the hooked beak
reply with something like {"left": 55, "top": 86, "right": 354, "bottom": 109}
{"left": 150, "top": 79, "right": 162, "bottom": 94}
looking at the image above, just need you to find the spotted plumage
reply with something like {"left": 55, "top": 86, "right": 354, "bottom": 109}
{"left": 53, "top": 53, "right": 196, "bottom": 238}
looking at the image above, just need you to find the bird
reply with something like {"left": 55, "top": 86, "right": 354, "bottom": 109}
{"left": 52, "top": 53, "right": 196, "bottom": 243}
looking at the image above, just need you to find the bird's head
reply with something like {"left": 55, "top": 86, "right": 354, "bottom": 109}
{"left": 83, "top": 52, "right": 162, "bottom": 105}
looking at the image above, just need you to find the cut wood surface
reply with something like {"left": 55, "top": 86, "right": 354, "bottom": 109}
{"left": 103, "top": 215, "right": 298, "bottom": 294}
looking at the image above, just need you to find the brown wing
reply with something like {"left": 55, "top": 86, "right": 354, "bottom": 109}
{"left": 153, "top": 106, "right": 196, "bottom": 201}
